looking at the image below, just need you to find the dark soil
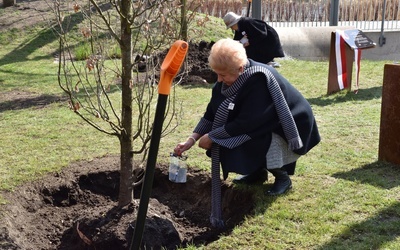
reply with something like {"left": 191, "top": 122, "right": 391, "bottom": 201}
{"left": 0, "top": 1, "right": 253, "bottom": 249}
{"left": 0, "top": 156, "right": 254, "bottom": 250}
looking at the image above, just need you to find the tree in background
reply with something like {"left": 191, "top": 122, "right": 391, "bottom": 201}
{"left": 52, "top": 0, "right": 190, "bottom": 207}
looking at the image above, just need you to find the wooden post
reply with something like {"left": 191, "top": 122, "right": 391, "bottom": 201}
{"left": 3, "top": 0, "right": 16, "bottom": 7}
{"left": 378, "top": 64, "right": 400, "bottom": 166}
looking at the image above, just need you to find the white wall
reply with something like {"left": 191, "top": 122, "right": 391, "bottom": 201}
{"left": 276, "top": 27, "right": 400, "bottom": 61}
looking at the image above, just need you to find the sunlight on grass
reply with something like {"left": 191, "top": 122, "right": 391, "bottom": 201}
{"left": 0, "top": 104, "right": 119, "bottom": 190}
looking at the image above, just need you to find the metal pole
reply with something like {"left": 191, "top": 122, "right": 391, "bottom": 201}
{"left": 329, "top": 0, "right": 339, "bottom": 26}
{"left": 246, "top": 0, "right": 252, "bottom": 17}
{"left": 379, "top": 0, "right": 387, "bottom": 47}
{"left": 251, "top": 0, "right": 262, "bottom": 20}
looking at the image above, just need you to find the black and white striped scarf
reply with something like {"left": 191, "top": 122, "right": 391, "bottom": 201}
{"left": 197, "top": 65, "right": 303, "bottom": 228}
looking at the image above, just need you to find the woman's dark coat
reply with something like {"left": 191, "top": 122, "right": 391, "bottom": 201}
{"left": 199, "top": 60, "right": 320, "bottom": 177}
{"left": 233, "top": 17, "right": 284, "bottom": 64}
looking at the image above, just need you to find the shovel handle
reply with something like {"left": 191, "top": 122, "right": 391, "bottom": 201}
{"left": 158, "top": 40, "right": 189, "bottom": 95}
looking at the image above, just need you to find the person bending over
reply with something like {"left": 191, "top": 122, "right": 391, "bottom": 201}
{"left": 223, "top": 11, "right": 284, "bottom": 67}
{"left": 174, "top": 38, "right": 320, "bottom": 227}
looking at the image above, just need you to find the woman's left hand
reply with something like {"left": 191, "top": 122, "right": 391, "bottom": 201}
{"left": 198, "top": 134, "right": 212, "bottom": 150}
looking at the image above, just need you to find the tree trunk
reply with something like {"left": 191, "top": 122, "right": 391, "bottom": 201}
{"left": 3, "top": 0, "right": 16, "bottom": 7}
{"left": 180, "top": 0, "right": 188, "bottom": 41}
{"left": 118, "top": 0, "right": 134, "bottom": 207}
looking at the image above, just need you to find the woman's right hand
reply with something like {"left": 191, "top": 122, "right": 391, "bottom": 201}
{"left": 173, "top": 142, "right": 187, "bottom": 156}
{"left": 174, "top": 137, "right": 196, "bottom": 156}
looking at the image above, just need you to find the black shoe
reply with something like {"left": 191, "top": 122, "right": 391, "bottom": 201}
{"left": 266, "top": 178, "right": 292, "bottom": 196}
{"left": 265, "top": 168, "right": 292, "bottom": 196}
{"left": 233, "top": 168, "right": 268, "bottom": 185}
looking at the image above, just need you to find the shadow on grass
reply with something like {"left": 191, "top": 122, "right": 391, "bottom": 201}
{"left": 320, "top": 161, "right": 400, "bottom": 249}
{"left": 316, "top": 201, "right": 400, "bottom": 250}
{"left": 0, "top": 11, "right": 84, "bottom": 68}
{"left": 307, "top": 86, "right": 383, "bottom": 107}
{"left": 232, "top": 181, "right": 280, "bottom": 216}
{"left": 1, "top": 27, "right": 55, "bottom": 67}
{"left": 0, "top": 83, "right": 123, "bottom": 113}
{"left": 332, "top": 161, "right": 400, "bottom": 190}
{"left": 0, "top": 93, "right": 67, "bottom": 112}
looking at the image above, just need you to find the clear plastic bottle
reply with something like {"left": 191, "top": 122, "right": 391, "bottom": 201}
{"left": 168, "top": 153, "right": 188, "bottom": 183}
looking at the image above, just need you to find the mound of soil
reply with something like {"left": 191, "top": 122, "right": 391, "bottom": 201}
{"left": 153, "top": 40, "right": 217, "bottom": 85}
{"left": 0, "top": 156, "right": 254, "bottom": 249}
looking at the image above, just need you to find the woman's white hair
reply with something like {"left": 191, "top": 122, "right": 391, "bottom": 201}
{"left": 208, "top": 38, "right": 247, "bottom": 74}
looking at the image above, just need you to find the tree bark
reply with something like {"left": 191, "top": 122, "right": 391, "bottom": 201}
{"left": 3, "top": 0, "right": 16, "bottom": 7}
{"left": 180, "top": 0, "right": 188, "bottom": 41}
{"left": 118, "top": 0, "right": 134, "bottom": 207}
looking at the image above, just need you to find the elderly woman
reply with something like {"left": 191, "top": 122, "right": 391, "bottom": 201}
{"left": 223, "top": 11, "right": 284, "bottom": 66}
{"left": 174, "top": 38, "right": 320, "bottom": 227}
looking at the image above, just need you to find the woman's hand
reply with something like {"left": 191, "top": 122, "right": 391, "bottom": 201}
{"left": 240, "top": 35, "right": 250, "bottom": 47}
{"left": 174, "top": 136, "right": 197, "bottom": 156}
{"left": 198, "top": 134, "right": 213, "bottom": 150}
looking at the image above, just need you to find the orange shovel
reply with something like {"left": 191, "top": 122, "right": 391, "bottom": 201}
{"left": 131, "top": 40, "right": 188, "bottom": 250}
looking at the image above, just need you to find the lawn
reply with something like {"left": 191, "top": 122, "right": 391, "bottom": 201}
{"left": 1, "top": 10, "right": 399, "bottom": 250}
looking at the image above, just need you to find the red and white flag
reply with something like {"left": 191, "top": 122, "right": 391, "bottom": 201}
{"left": 335, "top": 30, "right": 362, "bottom": 93}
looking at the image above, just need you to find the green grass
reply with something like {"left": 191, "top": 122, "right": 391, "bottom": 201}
{"left": 1, "top": 13, "right": 400, "bottom": 250}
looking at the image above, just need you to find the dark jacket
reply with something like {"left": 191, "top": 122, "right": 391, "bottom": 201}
{"left": 234, "top": 17, "right": 284, "bottom": 64}
{"left": 197, "top": 60, "right": 320, "bottom": 177}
